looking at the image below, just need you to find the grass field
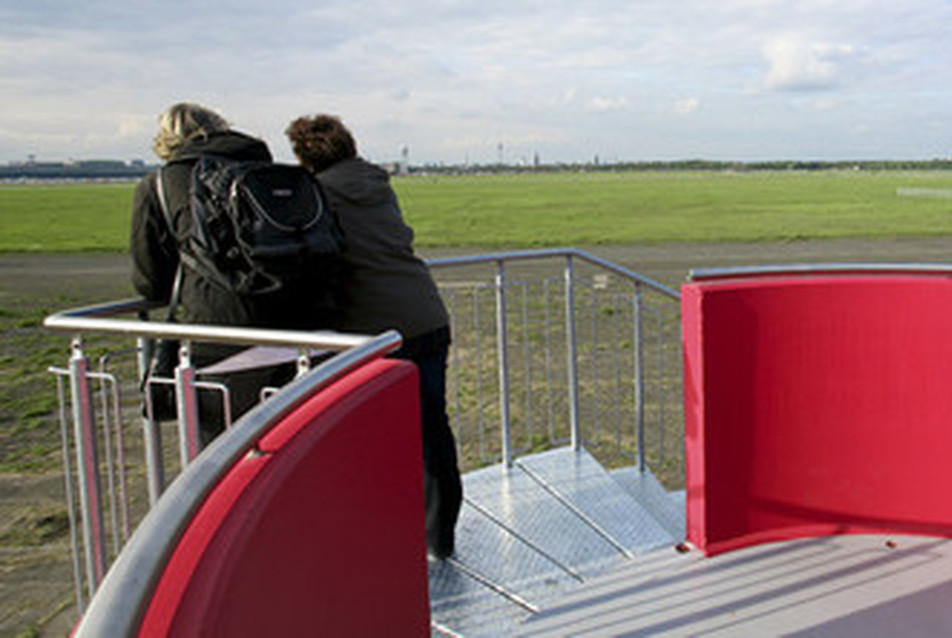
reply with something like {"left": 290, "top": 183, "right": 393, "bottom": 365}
{"left": 2, "top": 169, "right": 952, "bottom": 252}
{"left": 2, "top": 169, "right": 952, "bottom": 636}
{"left": 0, "top": 182, "right": 135, "bottom": 252}
{"left": 2, "top": 169, "right": 951, "bottom": 475}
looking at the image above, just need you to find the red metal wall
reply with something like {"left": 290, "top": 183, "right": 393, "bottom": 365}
{"left": 139, "top": 359, "right": 430, "bottom": 636}
{"left": 683, "top": 273, "right": 952, "bottom": 556}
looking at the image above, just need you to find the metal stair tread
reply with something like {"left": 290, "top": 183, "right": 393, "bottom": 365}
{"left": 429, "top": 446, "right": 683, "bottom": 636}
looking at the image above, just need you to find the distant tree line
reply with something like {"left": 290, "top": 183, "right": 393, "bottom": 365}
{"left": 3, "top": 157, "right": 952, "bottom": 181}
{"left": 411, "top": 158, "right": 952, "bottom": 175}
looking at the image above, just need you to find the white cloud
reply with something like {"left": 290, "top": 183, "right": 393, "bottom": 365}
{"left": 117, "top": 114, "right": 151, "bottom": 139}
{"left": 674, "top": 98, "right": 700, "bottom": 115}
{"left": 1, "top": 0, "right": 951, "bottom": 163}
{"left": 763, "top": 35, "right": 855, "bottom": 91}
{"left": 588, "top": 97, "right": 630, "bottom": 112}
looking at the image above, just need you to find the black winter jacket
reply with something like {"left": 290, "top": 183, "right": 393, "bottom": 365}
{"left": 317, "top": 158, "right": 448, "bottom": 339}
{"left": 130, "top": 131, "right": 332, "bottom": 364}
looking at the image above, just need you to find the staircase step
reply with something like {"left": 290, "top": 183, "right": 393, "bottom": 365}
{"left": 517, "top": 448, "right": 675, "bottom": 555}
{"left": 428, "top": 503, "right": 577, "bottom": 637}
{"left": 429, "top": 447, "right": 682, "bottom": 636}
{"left": 464, "top": 461, "right": 624, "bottom": 579}
{"left": 610, "top": 466, "right": 686, "bottom": 540}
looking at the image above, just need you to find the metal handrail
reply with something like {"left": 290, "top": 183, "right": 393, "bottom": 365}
{"left": 428, "top": 247, "right": 680, "bottom": 300}
{"left": 689, "top": 262, "right": 952, "bottom": 282}
{"left": 71, "top": 330, "right": 403, "bottom": 637}
{"left": 44, "top": 298, "right": 372, "bottom": 350}
{"left": 45, "top": 298, "right": 401, "bottom": 603}
{"left": 427, "top": 247, "right": 679, "bottom": 468}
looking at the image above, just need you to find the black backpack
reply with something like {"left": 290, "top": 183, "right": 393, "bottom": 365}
{"left": 157, "top": 155, "right": 345, "bottom": 311}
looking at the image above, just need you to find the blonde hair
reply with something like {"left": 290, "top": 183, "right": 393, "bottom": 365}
{"left": 152, "top": 103, "right": 230, "bottom": 160}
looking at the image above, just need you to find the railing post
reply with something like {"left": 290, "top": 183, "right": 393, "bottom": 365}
{"left": 565, "top": 255, "right": 581, "bottom": 450}
{"left": 495, "top": 260, "right": 513, "bottom": 467}
{"left": 68, "top": 337, "right": 108, "bottom": 594}
{"left": 142, "top": 395, "right": 166, "bottom": 507}
{"left": 137, "top": 319, "right": 166, "bottom": 504}
{"left": 55, "top": 373, "right": 86, "bottom": 612}
{"left": 633, "top": 284, "right": 646, "bottom": 471}
{"left": 175, "top": 342, "right": 202, "bottom": 465}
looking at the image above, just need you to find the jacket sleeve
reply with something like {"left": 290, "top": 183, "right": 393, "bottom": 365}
{"left": 130, "top": 173, "right": 179, "bottom": 302}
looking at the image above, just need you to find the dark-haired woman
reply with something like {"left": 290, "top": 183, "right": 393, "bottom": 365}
{"left": 287, "top": 114, "right": 462, "bottom": 559}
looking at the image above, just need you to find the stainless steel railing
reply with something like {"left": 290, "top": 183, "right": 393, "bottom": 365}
{"left": 45, "top": 298, "right": 399, "bottom": 609}
{"left": 70, "top": 330, "right": 403, "bottom": 638}
{"left": 45, "top": 248, "right": 684, "bottom": 615}
{"left": 428, "top": 248, "right": 682, "bottom": 481}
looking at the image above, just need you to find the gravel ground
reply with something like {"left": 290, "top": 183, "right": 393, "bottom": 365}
{"left": 2, "top": 237, "right": 951, "bottom": 636}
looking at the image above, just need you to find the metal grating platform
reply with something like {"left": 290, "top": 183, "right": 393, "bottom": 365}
{"left": 517, "top": 534, "right": 952, "bottom": 637}
{"left": 610, "top": 466, "right": 686, "bottom": 540}
{"left": 428, "top": 447, "right": 683, "bottom": 636}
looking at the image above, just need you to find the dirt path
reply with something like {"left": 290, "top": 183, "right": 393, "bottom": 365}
{"left": 2, "top": 236, "right": 951, "bottom": 299}
{"left": 2, "top": 237, "right": 950, "bottom": 636}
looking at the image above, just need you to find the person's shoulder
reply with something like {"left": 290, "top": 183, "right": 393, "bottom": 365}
{"left": 133, "top": 171, "right": 158, "bottom": 196}
{"left": 219, "top": 130, "right": 271, "bottom": 160}
{"left": 174, "top": 131, "right": 272, "bottom": 163}
{"left": 323, "top": 157, "right": 389, "bottom": 181}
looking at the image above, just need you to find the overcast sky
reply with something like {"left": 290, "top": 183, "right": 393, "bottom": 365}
{"left": 3, "top": 0, "right": 951, "bottom": 165}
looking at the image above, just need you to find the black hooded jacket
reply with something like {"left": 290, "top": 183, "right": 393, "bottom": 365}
{"left": 130, "top": 131, "right": 331, "bottom": 364}
{"left": 316, "top": 157, "right": 448, "bottom": 339}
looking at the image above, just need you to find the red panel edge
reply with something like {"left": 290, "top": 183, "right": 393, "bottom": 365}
{"left": 140, "top": 359, "right": 429, "bottom": 636}
{"left": 681, "top": 283, "right": 709, "bottom": 553}
{"left": 139, "top": 454, "right": 270, "bottom": 635}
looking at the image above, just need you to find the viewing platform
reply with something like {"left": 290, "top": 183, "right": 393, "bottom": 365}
{"left": 40, "top": 251, "right": 952, "bottom": 636}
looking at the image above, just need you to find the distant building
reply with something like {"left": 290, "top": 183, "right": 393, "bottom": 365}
{"left": 0, "top": 158, "right": 155, "bottom": 181}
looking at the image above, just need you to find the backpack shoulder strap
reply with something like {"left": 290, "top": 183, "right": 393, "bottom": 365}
{"left": 154, "top": 166, "right": 183, "bottom": 320}
{"left": 155, "top": 166, "right": 173, "bottom": 230}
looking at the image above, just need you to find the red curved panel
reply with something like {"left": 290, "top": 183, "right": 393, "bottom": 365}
{"left": 683, "top": 275, "right": 952, "bottom": 556}
{"left": 140, "top": 359, "right": 429, "bottom": 636}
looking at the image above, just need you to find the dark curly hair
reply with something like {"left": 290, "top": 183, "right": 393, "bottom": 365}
{"left": 285, "top": 114, "right": 357, "bottom": 174}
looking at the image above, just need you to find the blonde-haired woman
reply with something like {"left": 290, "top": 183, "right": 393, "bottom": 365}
{"left": 130, "top": 103, "right": 298, "bottom": 444}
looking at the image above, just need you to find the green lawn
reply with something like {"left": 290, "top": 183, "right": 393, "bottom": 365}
{"left": 397, "top": 170, "right": 952, "bottom": 246}
{"left": 0, "top": 182, "right": 135, "bottom": 252}
{"left": 2, "top": 170, "right": 952, "bottom": 252}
